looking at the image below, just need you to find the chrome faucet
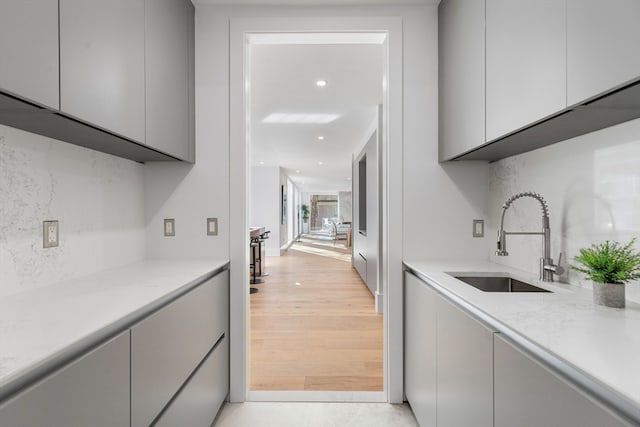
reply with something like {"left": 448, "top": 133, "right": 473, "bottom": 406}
{"left": 496, "top": 192, "right": 563, "bottom": 282}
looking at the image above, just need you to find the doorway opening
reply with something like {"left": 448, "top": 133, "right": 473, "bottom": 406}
{"left": 247, "top": 35, "right": 383, "bottom": 399}
{"left": 229, "top": 16, "right": 403, "bottom": 404}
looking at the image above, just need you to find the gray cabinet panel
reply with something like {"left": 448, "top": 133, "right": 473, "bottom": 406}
{"left": 59, "top": 0, "right": 145, "bottom": 142}
{"left": 0, "top": 0, "right": 59, "bottom": 109}
{"left": 187, "top": 4, "right": 196, "bottom": 163}
{"left": 494, "top": 335, "right": 631, "bottom": 427}
{"left": 156, "top": 337, "right": 229, "bottom": 427}
{"left": 0, "top": 331, "right": 130, "bottom": 427}
{"left": 486, "top": 0, "right": 566, "bottom": 141}
{"left": 567, "top": 0, "right": 640, "bottom": 105}
{"left": 438, "top": 0, "right": 485, "bottom": 161}
{"left": 404, "top": 273, "right": 436, "bottom": 427}
{"left": 145, "top": 0, "right": 194, "bottom": 160}
{"left": 436, "top": 295, "right": 494, "bottom": 427}
{"left": 131, "top": 271, "right": 229, "bottom": 427}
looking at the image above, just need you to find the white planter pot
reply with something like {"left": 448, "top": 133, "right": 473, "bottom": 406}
{"left": 593, "top": 282, "right": 625, "bottom": 308}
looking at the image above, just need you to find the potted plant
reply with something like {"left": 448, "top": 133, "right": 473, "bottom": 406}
{"left": 301, "top": 204, "right": 310, "bottom": 234}
{"left": 571, "top": 238, "right": 640, "bottom": 308}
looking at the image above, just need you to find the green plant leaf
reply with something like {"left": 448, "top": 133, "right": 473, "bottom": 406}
{"left": 570, "top": 238, "right": 640, "bottom": 284}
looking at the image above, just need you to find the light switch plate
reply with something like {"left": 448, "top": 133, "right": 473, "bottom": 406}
{"left": 207, "top": 218, "right": 218, "bottom": 236}
{"left": 473, "top": 219, "right": 484, "bottom": 238}
{"left": 43, "top": 220, "right": 59, "bottom": 248}
{"left": 164, "top": 218, "right": 175, "bottom": 237}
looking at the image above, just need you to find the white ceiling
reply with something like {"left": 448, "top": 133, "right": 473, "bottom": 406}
{"left": 250, "top": 42, "right": 383, "bottom": 193}
{"left": 195, "top": 0, "right": 437, "bottom": 5}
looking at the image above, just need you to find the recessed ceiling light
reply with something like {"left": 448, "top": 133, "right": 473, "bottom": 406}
{"left": 316, "top": 80, "right": 328, "bottom": 87}
{"left": 318, "top": 161, "right": 324, "bottom": 165}
{"left": 347, "top": 177, "right": 352, "bottom": 181}
{"left": 317, "top": 136, "right": 325, "bottom": 140}
{"left": 259, "top": 161, "right": 264, "bottom": 165}
{"left": 296, "top": 170, "right": 300, "bottom": 173}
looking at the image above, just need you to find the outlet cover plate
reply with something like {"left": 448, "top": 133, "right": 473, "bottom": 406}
{"left": 207, "top": 218, "right": 218, "bottom": 236}
{"left": 43, "top": 220, "right": 59, "bottom": 248}
{"left": 164, "top": 218, "right": 175, "bottom": 237}
{"left": 473, "top": 219, "right": 484, "bottom": 238}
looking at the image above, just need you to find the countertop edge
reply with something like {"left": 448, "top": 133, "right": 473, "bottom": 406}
{"left": 0, "top": 262, "right": 229, "bottom": 404}
{"left": 403, "top": 262, "right": 640, "bottom": 426}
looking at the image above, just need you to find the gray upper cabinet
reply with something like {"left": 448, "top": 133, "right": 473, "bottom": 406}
{"left": 486, "top": 0, "right": 566, "bottom": 142}
{"left": 145, "top": 0, "right": 195, "bottom": 161}
{"left": 59, "top": 0, "right": 146, "bottom": 143}
{"left": 494, "top": 335, "right": 632, "bottom": 427}
{"left": 567, "top": 0, "right": 640, "bottom": 105}
{"left": 0, "top": 0, "right": 59, "bottom": 110}
{"left": 438, "top": 0, "right": 485, "bottom": 161}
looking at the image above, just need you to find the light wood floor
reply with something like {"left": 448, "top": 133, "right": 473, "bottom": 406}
{"left": 250, "top": 237, "right": 383, "bottom": 391}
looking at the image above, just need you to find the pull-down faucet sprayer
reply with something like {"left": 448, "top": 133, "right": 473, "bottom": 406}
{"left": 496, "top": 192, "right": 563, "bottom": 282}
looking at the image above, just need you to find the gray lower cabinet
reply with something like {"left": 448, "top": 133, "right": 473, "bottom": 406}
{"left": 438, "top": 0, "right": 485, "bottom": 161}
{"left": 131, "top": 270, "right": 229, "bottom": 427}
{"left": 485, "top": 0, "right": 566, "bottom": 142}
{"left": 0, "top": 0, "right": 59, "bottom": 110}
{"left": 404, "top": 272, "right": 436, "bottom": 427}
{"left": 0, "top": 331, "right": 130, "bottom": 427}
{"left": 156, "top": 337, "right": 229, "bottom": 427}
{"left": 145, "top": 0, "right": 194, "bottom": 161}
{"left": 59, "top": 0, "right": 145, "bottom": 143}
{"left": 494, "top": 334, "right": 631, "bottom": 427}
{"left": 436, "top": 295, "right": 494, "bottom": 427}
{"left": 567, "top": 0, "right": 640, "bottom": 105}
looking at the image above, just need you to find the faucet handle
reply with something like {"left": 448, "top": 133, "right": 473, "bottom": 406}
{"left": 546, "top": 252, "right": 565, "bottom": 276}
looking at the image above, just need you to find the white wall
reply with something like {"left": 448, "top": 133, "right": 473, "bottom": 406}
{"left": 250, "top": 165, "right": 280, "bottom": 256}
{"left": 401, "top": 7, "right": 489, "bottom": 259}
{"left": 487, "top": 117, "right": 640, "bottom": 302}
{"left": 0, "top": 125, "right": 145, "bottom": 297}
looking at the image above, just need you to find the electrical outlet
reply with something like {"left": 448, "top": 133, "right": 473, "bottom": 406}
{"left": 43, "top": 220, "right": 59, "bottom": 248}
{"left": 473, "top": 219, "right": 484, "bottom": 238}
{"left": 164, "top": 218, "right": 175, "bottom": 237}
{"left": 207, "top": 218, "right": 218, "bottom": 236}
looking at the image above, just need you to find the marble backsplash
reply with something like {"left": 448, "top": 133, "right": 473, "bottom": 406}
{"left": 487, "top": 117, "right": 640, "bottom": 302}
{"left": 0, "top": 125, "right": 146, "bottom": 297}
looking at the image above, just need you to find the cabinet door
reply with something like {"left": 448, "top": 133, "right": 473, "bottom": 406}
{"left": 567, "top": 0, "right": 640, "bottom": 105}
{"left": 155, "top": 337, "right": 229, "bottom": 427}
{"left": 438, "top": 0, "right": 485, "bottom": 161}
{"left": 59, "top": 0, "right": 145, "bottom": 142}
{"left": 436, "top": 296, "right": 494, "bottom": 427}
{"left": 145, "top": 0, "right": 194, "bottom": 160}
{"left": 404, "top": 273, "right": 437, "bottom": 427}
{"left": 486, "top": 0, "right": 566, "bottom": 141}
{"left": 131, "top": 271, "right": 229, "bottom": 427}
{"left": 0, "top": 331, "right": 130, "bottom": 427}
{"left": 0, "top": 0, "right": 59, "bottom": 109}
{"left": 494, "top": 335, "right": 631, "bottom": 427}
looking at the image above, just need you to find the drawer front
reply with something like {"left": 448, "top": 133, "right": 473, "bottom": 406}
{"left": 155, "top": 337, "right": 229, "bottom": 427}
{"left": 131, "top": 270, "right": 229, "bottom": 427}
{"left": 0, "top": 331, "right": 130, "bottom": 427}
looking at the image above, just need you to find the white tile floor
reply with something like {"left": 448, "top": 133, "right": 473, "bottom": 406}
{"left": 212, "top": 402, "right": 418, "bottom": 427}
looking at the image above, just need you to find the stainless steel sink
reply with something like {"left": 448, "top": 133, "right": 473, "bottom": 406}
{"left": 453, "top": 275, "right": 551, "bottom": 293}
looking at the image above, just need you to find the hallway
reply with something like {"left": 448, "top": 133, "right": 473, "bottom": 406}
{"left": 250, "top": 236, "right": 383, "bottom": 391}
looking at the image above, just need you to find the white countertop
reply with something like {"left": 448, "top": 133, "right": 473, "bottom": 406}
{"left": 404, "top": 259, "right": 640, "bottom": 413}
{"left": 0, "top": 259, "right": 228, "bottom": 399}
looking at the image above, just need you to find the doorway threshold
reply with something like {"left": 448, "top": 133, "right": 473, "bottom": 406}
{"left": 248, "top": 390, "right": 387, "bottom": 403}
